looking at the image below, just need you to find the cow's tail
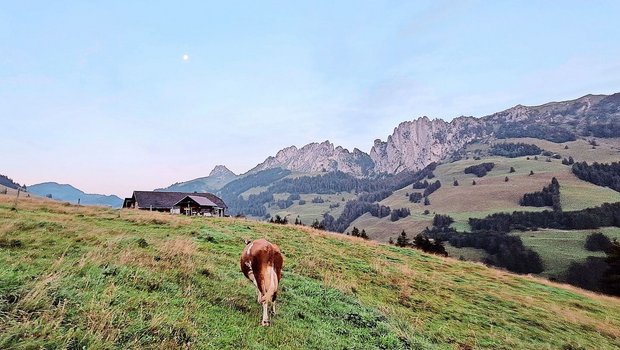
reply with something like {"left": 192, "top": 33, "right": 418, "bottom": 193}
{"left": 260, "top": 264, "right": 279, "bottom": 303}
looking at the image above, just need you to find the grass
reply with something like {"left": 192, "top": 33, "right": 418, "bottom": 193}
{"left": 376, "top": 154, "right": 620, "bottom": 234}
{"left": 513, "top": 227, "right": 620, "bottom": 280}
{"left": 267, "top": 192, "right": 356, "bottom": 226}
{"left": 498, "top": 137, "right": 620, "bottom": 164}
{"left": 1, "top": 196, "right": 620, "bottom": 349}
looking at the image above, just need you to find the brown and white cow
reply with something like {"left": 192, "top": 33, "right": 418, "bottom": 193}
{"left": 240, "top": 239, "right": 283, "bottom": 326}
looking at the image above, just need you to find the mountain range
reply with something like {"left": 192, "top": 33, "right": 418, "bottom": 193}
{"left": 27, "top": 182, "right": 123, "bottom": 208}
{"left": 15, "top": 93, "right": 620, "bottom": 208}
{"left": 163, "top": 92, "right": 619, "bottom": 190}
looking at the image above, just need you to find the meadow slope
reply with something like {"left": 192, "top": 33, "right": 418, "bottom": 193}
{"left": 1, "top": 196, "right": 619, "bottom": 349}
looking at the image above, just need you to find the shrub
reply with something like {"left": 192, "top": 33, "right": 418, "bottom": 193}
{"left": 311, "top": 196, "right": 325, "bottom": 204}
{"left": 464, "top": 162, "right": 495, "bottom": 177}
{"left": 520, "top": 177, "right": 561, "bottom": 210}
{"left": 489, "top": 143, "right": 542, "bottom": 158}
{"left": 423, "top": 181, "right": 441, "bottom": 197}
{"left": 585, "top": 232, "right": 612, "bottom": 252}
{"left": 433, "top": 214, "right": 454, "bottom": 228}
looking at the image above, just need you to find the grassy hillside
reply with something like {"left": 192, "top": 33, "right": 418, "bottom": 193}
{"left": 268, "top": 192, "right": 357, "bottom": 225}
{"left": 1, "top": 197, "right": 620, "bottom": 349}
{"left": 513, "top": 227, "right": 620, "bottom": 280}
{"left": 498, "top": 137, "right": 620, "bottom": 164}
{"left": 369, "top": 154, "right": 620, "bottom": 241}
{"left": 229, "top": 138, "right": 619, "bottom": 237}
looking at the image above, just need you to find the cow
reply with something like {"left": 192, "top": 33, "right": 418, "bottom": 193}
{"left": 240, "top": 239, "right": 284, "bottom": 326}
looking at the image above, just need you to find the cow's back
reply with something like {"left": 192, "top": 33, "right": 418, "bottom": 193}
{"left": 240, "top": 239, "right": 283, "bottom": 297}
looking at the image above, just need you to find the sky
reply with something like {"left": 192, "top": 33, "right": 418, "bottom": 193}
{"left": 2, "top": 1, "right": 620, "bottom": 197}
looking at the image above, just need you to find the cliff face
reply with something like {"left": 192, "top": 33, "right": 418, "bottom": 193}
{"left": 369, "top": 116, "right": 488, "bottom": 174}
{"left": 248, "top": 141, "right": 375, "bottom": 176}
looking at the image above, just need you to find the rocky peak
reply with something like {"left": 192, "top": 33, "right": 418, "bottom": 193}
{"left": 208, "top": 165, "right": 236, "bottom": 179}
{"left": 370, "top": 116, "right": 487, "bottom": 174}
{"left": 249, "top": 140, "right": 374, "bottom": 176}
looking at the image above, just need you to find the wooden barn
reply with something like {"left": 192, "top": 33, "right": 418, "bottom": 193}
{"left": 122, "top": 191, "right": 227, "bottom": 216}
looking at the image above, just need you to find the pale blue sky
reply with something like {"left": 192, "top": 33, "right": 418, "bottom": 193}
{"left": 2, "top": 1, "right": 619, "bottom": 196}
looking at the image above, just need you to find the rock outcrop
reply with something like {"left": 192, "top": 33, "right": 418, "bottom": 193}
{"left": 208, "top": 165, "right": 237, "bottom": 180}
{"left": 248, "top": 141, "right": 375, "bottom": 176}
{"left": 369, "top": 116, "right": 487, "bottom": 174}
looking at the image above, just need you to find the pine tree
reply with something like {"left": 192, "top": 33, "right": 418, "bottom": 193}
{"left": 509, "top": 167, "right": 516, "bottom": 173}
{"left": 505, "top": 176, "right": 509, "bottom": 182}
{"left": 424, "top": 196, "right": 430, "bottom": 205}
{"left": 360, "top": 229, "right": 369, "bottom": 240}
{"left": 396, "top": 230, "right": 409, "bottom": 247}
{"left": 453, "top": 179, "right": 459, "bottom": 186}
{"left": 351, "top": 226, "right": 360, "bottom": 237}
{"left": 529, "top": 170, "right": 534, "bottom": 176}
{"left": 472, "top": 180, "right": 477, "bottom": 185}
{"left": 602, "top": 239, "right": 620, "bottom": 295}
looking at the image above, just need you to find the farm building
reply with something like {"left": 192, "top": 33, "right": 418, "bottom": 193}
{"left": 122, "top": 191, "right": 227, "bottom": 216}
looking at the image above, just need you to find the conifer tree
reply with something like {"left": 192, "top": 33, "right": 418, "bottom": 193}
{"left": 361, "top": 229, "right": 368, "bottom": 240}
{"left": 396, "top": 230, "right": 409, "bottom": 247}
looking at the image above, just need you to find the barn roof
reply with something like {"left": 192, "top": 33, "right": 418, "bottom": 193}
{"left": 132, "top": 191, "right": 227, "bottom": 209}
{"left": 174, "top": 195, "right": 219, "bottom": 207}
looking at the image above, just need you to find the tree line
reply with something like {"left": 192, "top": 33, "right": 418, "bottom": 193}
{"left": 390, "top": 208, "right": 411, "bottom": 221}
{"left": 572, "top": 162, "right": 620, "bottom": 192}
{"left": 519, "top": 177, "right": 561, "bottom": 210}
{"left": 218, "top": 168, "right": 292, "bottom": 215}
{"left": 318, "top": 163, "right": 438, "bottom": 232}
{"left": 0, "top": 174, "right": 23, "bottom": 190}
{"left": 489, "top": 142, "right": 543, "bottom": 158}
{"left": 391, "top": 230, "right": 448, "bottom": 257}
{"left": 421, "top": 214, "right": 544, "bottom": 274}
{"left": 567, "top": 234, "right": 619, "bottom": 296}
{"left": 464, "top": 162, "right": 495, "bottom": 177}
{"left": 469, "top": 202, "right": 620, "bottom": 232}
{"left": 495, "top": 123, "right": 577, "bottom": 143}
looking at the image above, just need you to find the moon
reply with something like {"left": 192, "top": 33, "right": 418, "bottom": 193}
{"left": 182, "top": 54, "right": 189, "bottom": 61}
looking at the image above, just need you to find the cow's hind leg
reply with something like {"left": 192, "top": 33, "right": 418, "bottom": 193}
{"left": 256, "top": 289, "right": 262, "bottom": 303}
{"left": 261, "top": 302, "right": 270, "bottom": 326}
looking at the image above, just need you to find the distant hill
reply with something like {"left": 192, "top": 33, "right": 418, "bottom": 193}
{"left": 156, "top": 165, "right": 238, "bottom": 193}
{"left": 0, "top": 174, "right": 24, "bottom": 190}
{"left": 28, "top": 182, "right": 123, "bottom": 207}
